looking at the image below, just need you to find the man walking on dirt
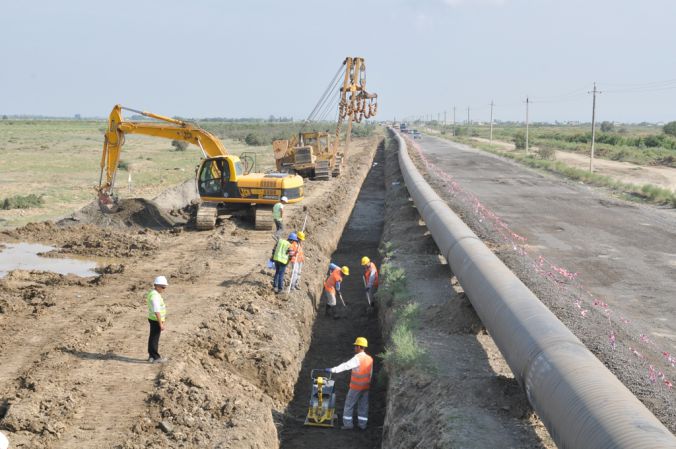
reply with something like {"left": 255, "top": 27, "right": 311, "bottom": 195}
{"left": 325, "top": 337, "right": 373, "bottom": 430}
{"left": 323, "top": 263, "right": 349, "bottom": 318}
{"left": 272, "top": 196, "right": 288, "bottom": 238}
{"left": 147, "top": 276, "right": 169, "bottom": 363}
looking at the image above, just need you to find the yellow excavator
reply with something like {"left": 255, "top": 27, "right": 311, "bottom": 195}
{"left": 273, "top": 57, "right": 378, "bottom": 180}
{"left": 97, "top": 105, "right": 304, "bottom": 230}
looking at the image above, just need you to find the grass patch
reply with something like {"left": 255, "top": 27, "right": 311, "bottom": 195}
{"left": 377, "top": 262, "right": 433, "bottom": 373}
{"left": 2, "top": 194, "right": 44, "bottom": 210}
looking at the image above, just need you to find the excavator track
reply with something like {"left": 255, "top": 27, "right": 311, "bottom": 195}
{"left": 314, "top": 160, "right": 330, "bottom": 181}
{"left": 331, "top": 155, "right": 343, "bottom": 177}
{"left": 195, "top": 202, "right": 217, "bottom": 230}
{"left": 254, "top": 206, "right": 274, "bottom": 231}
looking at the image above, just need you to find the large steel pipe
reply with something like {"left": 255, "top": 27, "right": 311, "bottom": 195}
{"left": 393, "top": 130, "right": 676, "bottom": 449}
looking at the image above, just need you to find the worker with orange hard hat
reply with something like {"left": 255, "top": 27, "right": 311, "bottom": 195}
{"left": 325, "top": 337, "right": 373, "bottom": 430}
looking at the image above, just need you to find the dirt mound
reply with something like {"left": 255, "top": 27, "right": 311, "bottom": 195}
{"left": 60, "top": 198, "right": 183, "bottom": 230}
{"left": 2, "top": 222, "right": 160, "bottom": 258}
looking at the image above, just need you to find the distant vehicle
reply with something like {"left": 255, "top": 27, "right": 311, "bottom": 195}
{"left": 411, "top": 129, "right": 422, "bottom": 139}
{"left": 400, "top": 122, "right": 408, "bottom": 133}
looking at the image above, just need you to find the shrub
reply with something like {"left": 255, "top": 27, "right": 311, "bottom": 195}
{"left": 536, "top": 145, "right": 556, "bottom": 160}
{"left": 600, "top": 121, "right": 614, "bottom": 132}
{"left": 2, "top": 194, "right": 44, "bottom": 210}
{"left": 513, "top": 131, "right": 526, "bottom": 149}
{"left": 171, "top": 140, "right": 188, "bottom": 151}
{"left": 244, "top": 133, "right": 264, "bottom": 146}
{"left": 663, "top": 121, "right": 676, "bottom": 137}
{"left": 117, "top": 160, "right": 130, "bottom": 171}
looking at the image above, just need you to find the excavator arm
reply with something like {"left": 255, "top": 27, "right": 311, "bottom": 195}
{"left": 97, "top": 104, "right": 230, "bottom": 210}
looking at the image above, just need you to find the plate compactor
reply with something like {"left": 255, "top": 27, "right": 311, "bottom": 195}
{"left": 304, "top": 369, "right": 337, "bottom": 427}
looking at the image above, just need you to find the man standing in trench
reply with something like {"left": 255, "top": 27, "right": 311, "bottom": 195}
{"left": 325, "top": 337, "right": 373, "bottom": 430}
{"left": 147, "top": 276, "right": 169, "bottom": 363}
{"left": 323, "top": 263, "right": 349, "bottom": 318}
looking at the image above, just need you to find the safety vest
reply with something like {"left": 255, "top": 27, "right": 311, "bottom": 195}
{"left": 296, "top": 245, "right": 305, "bottom": 263}
{"left": 273, "top": 239, "right": 291, "bottom": 264}
{"left": 349, "top": 352, "right": 373, "bottom": 391}
{"left": 147, "top": 289, "right": 166, "bottom": 322}
{"left": 323, "top": 268, "right": 342, "bottom": 294}
{"left": 364, "top": 262, "right": 379, "bottom": 288}
{"left": 289, "top": 241, "right": 299, "bottom": 263}
{"left": 272, "top": 203, "right": 283, "bottom": 221}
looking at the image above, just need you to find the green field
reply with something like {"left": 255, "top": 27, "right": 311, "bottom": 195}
{"left": 0, "top": 119, "right": 374, "bottom": 229}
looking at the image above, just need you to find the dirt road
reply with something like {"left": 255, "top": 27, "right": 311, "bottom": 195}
{"left": 470, "top": 136, "right": 676, "bottom": 191}
{"left": 409, "top": 134, "right": 676, "bottom": 431}
{"left": 0, "top": 136, "right": 382, "bottom": 448}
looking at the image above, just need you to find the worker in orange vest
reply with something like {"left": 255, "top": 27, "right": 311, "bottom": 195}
{"left": 323, "top": 263, "right": 349, "bottom": 318}
{"left": 289, "top": 231, "right": 306, "bottom": 290}
{"left": 361, "top": 256, "right": 379, "bottom": 298}
{"left": 325, "top": 337, "right": 373, "bottom": 430}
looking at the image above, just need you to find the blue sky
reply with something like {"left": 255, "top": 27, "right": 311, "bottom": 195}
{"left": 1, "top": 0, "right": 675, "bottom": 122}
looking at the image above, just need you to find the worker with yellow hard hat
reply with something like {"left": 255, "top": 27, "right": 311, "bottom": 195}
{"left": 323, "top": 262, "right": 349, "bottom": 318}
{"left": 289, "top": 230, "right": 306, "bottom": 290}
{"left": 324, "top": 337, "right": 373, "bottom": 430}
{"left": 360, "top": 256, "right": 379, "bottom": 303}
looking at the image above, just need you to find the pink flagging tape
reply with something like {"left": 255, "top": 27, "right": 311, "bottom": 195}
{"left": 406, "top": 136, "right": 674, "bottom": 392}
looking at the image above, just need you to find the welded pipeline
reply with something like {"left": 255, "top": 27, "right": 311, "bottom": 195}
{"left": 392, "top": 130, "right": 676, "bottom": 449}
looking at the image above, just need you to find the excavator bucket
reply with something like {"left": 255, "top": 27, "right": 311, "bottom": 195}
{"left": 97, "top": 191, "right": 120, "bottom": 213}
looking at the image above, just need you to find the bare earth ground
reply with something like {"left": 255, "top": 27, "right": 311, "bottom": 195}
{"left": 470, "top": 136, "right": 676, "bottom": 191}
{"left": 378, "top": 137, "right": 555, "bottom": 449}
{"left": 0, "top": 136, "right": 381, "bottom": 448}
{"left": 410, "top": 134, "right": 675, "bottom": 432}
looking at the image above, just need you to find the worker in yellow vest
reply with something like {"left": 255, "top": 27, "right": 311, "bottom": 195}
{"left": 147, "top": 276, "right": 169, "bottom": 363}
{"left": 271, "top": 232, "right": 296, "bottom": 293}
{"left": 325, "top": 337, "right": 373, "bottom": 430}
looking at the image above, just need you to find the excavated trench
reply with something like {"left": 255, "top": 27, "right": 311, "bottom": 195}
{"left": 279, "top": 147, "right": 386, "bottom": 448}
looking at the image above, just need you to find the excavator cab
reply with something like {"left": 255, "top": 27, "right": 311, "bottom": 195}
{"left": 197, "top": 156, "right": 242, "bottom": 199}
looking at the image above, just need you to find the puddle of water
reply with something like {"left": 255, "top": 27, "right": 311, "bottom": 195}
{"left": 0, "top": 243, "right": 98, "bottom": 278}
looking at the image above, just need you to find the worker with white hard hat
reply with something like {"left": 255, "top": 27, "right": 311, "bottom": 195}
{"left": 147, "top": 275, "right": 169, "bottom": 363}
{"left": 272, "top": 196, "right": 289, "bottom": 238}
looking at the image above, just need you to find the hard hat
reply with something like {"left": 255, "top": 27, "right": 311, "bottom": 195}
{"left": 353, "top": 337, "right": 368, "bottom": 348}
{"left": 0, "top": 431, "right": 9, "bottom": 449}
{"left": 297, "top": 231, "right": 306, "bottom": 241}
{"left": 288, "top": 232, "right": 298, "bottom": 241}
{"left": 280, "top": 196, "right": 289, "bottom": 203}
{"left": 361, "top": 256, "right": 370, "bottom": 266}
{"left": 153, "top": 275, "right": 169, "bottom": 286}
{"left": 341, "top": 266, "right": 350, "bottom": 276}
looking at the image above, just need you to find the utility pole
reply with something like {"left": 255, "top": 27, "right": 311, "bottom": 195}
{"left": 489, "top": 100, "right": 494, "bottom": 145}
{"left": 525, "top": 97, "right": 530, "bottom": 154}
{"left": 437, "top": 112, "right": 441, "bottom": 123}
{"left": 453, "top": 106, "right": 456, "bottom": 136}
{"left": 467, "top": 107, "right": 470, "bottom": 125}
{"left": 588, "top": 82, "right": 601, "bottom": 173}
{"left": 444, "top": 110, "right": 447, "bottom": 126}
